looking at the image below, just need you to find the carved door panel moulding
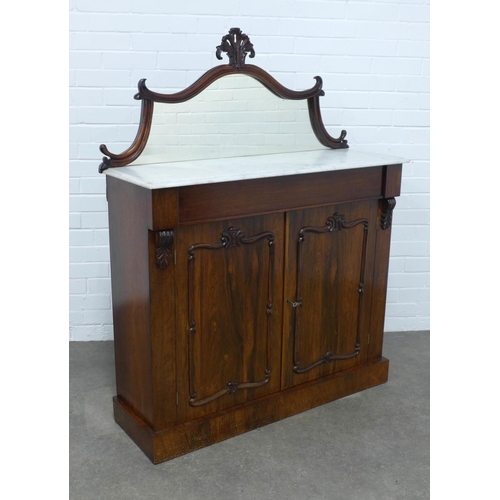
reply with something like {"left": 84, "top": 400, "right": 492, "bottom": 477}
{"left": 187, "top": 227, "right": 275, "bottom": 407}
{"left": 290, "top": 213, "right": 369, "bottom": 374}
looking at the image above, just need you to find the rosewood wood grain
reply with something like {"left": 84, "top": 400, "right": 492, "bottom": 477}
{"left": 174, "top": 215, "right": 284, "bottom": 423}
{"left": 367, "top": 199, "right": 397, "bottom": 361}
{"left": 113, "top": 357, "right": 389, "bottom": 464}
{"left": 188, "top": 227, "right": 274, "bottom": 406}
{"left": 107, "top": 176, "right": 178, "bottom": 431}
{"left": 148, "top": 229, "right": 178, "bottom": 430}
{"left": 149, "top": 188, "right": 179, "bottom": 230}
{"left": 291, "top": 213, "right": 369, "bottom": 374}
{"left": 383, "top": 164, "right": 403, "bottom": 198}
{"left": 282, "top": 201, "right": 378, "bottom": 389}
{"left": 187, "top": 227, "right": 275, "bottom": 407}
{"left": 107, "top": 176, "right": 154, "bottom": 426}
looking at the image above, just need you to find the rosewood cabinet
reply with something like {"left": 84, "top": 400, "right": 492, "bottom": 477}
{"left": 104, "top": 153, "right": 402, "bottom": 464}
{"left": 100, "top": 28, "right": 404, "bottom": 463}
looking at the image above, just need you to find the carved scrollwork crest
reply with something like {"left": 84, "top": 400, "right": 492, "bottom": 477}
{"left": 326, "top": 213, "right": 346, "bottom": 231}
{"left": 221, "top": 227, "right": 246, "bottom": 248}
{"left": 216, "top": 27, "right": 255, "bottom": 69}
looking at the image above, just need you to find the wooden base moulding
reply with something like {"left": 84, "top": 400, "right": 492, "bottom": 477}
{"left": 114, "top": 357, "right": 389, "bottom": 464}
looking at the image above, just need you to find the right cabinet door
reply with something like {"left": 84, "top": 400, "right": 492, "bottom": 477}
{"left": 282, "top": 200, "right": 379, "bottom": 389}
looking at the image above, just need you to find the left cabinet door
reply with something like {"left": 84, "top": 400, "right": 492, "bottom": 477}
{"left": 174, "top": 214, "right": 284, "bottom": 422}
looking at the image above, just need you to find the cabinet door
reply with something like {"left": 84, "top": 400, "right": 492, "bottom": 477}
{"left": 175, "top": 214, "right": 284, "bottom": 422}
{"left": 282, "top": 200, "right": 378, "bottom": 389}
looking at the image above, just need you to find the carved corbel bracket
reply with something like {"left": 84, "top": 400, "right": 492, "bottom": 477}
{"left": 156, "top": 230, "right": 174, "bottom": 269}
{"left": 381, "top": 198, "right": 396, "bottom": 230}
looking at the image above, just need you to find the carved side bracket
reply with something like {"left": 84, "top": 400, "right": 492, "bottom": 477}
{"left": 155, "top": 230, "right": 174, "bottom": 269}
{"left": 307, "top": 95, "right": 348, "bottom": 148}
{"left": 292, "top": 213, "right": 368, "bottom": 374}
{"left": 187, "top": 227, "right": 275, "bottom": 407}
{"left": 381, "top": 198, "right": 396, "bottom": 230}
{"left": 98, "top": 98, "right": 154, "bottom": 173}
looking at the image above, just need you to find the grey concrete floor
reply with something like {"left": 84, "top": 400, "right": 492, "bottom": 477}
{"left": 69, "top": 331, "right": 429, "bottom": 500}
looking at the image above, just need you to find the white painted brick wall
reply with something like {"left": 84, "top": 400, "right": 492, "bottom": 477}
{"left": 69, "top": 1, "right": 430, "bottom": 340}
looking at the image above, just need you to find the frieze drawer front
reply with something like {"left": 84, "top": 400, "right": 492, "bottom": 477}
{"left": 101, "top": 28, "right": 403, "bottom": 464}
{"left": 177, "top": 167, "right": 385, "bottom": 224}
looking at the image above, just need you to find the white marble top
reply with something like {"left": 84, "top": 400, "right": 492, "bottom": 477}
{"left": 104, "top": 149, "right": 406, "bottom": 190}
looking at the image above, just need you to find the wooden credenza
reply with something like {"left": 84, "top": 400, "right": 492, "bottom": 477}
{"left": 104, "top": 150, "right": 402, "bottom": 464}
{"left": 100, "top": 27, "right": 404, "bottom": 463}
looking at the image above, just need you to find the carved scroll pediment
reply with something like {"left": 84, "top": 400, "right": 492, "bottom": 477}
{"left": 98, "top": 28, "right": 348, "bottom": 173}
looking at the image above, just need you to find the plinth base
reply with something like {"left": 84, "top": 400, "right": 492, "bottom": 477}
{"left": 114, "top": 357, "right": 389, "bottom": 464}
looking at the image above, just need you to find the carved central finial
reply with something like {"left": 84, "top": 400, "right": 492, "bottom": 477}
{"left": 215, "top": 28, "right": 255, "bottom": 69}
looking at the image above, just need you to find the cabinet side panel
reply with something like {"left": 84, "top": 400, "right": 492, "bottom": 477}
{"left": 148, "top": 230, "right": 178, "bottom": 430}
{"left": 368, "top": 201, "right": 394, "bottom": 360}
{"left": 107, "top": 176, "right": 154, "bottom": 426}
